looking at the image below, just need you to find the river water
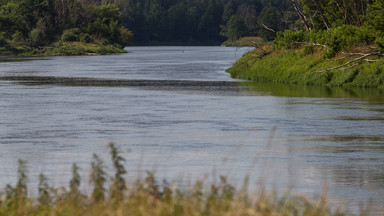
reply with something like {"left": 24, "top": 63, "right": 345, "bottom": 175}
{"left": 0, "top": 46, "right": 383, "bottom": 214}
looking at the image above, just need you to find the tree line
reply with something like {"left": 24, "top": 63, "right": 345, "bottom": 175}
{"left": 106, "top": 0, "right": 296, "bottom": 44}
{"left": 104, "top": 0, "right": 384, "bottom": 45}
{"left": 1, "top": 0, "right": 383, "bottom": 47}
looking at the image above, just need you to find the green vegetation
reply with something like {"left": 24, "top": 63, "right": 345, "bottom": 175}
{"left": 228, "top": 0, "right": 384, "bottom": 88}
{"left": 0, "top": 143, "right": 352, "bottom": 216}
{"left": 221, "top": 36, "right": 265, "bottom": 47}
{"left": 105, "top": 0, "right": 295, "bottom": 45}
{"left": 0, "top": 0, "right": 133, "bottom": 56}
{"left": 228, "top": 47, "right": 384, "bottom": 88}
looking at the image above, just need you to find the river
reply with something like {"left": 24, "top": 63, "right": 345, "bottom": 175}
{"left": 0, "top": 46, "right": 383, "bottom": 214}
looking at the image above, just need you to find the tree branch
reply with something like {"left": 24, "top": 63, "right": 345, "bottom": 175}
{"left": 260, "top": 23, "right": 276, "bottom": 34}
{"left": 289, "top": 0, "right": 311, "bottom": 31}
{"left": 308, "top": 52, "right": 381, "bottom": 75}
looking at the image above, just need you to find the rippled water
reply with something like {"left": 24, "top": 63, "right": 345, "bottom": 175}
{"left": 1, "top": 47, "right": 384, "bottom": 214}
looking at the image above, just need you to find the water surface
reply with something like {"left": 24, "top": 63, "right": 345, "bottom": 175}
{"left": 0, "top": 46, "right": 383, "bottom": 214}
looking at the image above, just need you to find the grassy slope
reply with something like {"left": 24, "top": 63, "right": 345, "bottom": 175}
{"left": 227, "top": 48, "right": 384, "bottom": 88}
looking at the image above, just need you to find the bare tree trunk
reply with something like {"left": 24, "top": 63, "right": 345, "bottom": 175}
{"left": 311, "top": 0, "right": 330, "bottom": 29}
{"left": 289, "top": 0, "right": 311, "bottom": 31}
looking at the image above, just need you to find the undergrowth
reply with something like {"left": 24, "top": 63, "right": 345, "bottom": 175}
{"left": 0, "top": 143, "right": 356, "bottom": 216}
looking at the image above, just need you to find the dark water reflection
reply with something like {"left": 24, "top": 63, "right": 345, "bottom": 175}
{"left": 0, "top": 47, "right": 384, "bottom": 214}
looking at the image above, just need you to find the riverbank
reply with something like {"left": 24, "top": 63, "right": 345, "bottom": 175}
{"left": 0, "top": 41, "right": 127, "bottom": 56}
{"left": 227, "top": 46, "right": 384, "bottom": 88}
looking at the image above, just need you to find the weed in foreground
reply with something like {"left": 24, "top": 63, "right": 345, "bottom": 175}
{"left": 0, "top": 143, "right": 356, "bottom": 216}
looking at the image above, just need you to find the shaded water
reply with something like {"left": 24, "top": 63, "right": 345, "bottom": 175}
{"left": 0, "top": 47, "right": 383, "bottom": 214}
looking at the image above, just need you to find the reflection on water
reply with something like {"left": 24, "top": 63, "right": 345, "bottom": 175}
{"left": 0, "top": 46, "right": 384, "bottom": 215}
{"left": 241, "top": 82, "right": 384, "bottom": 100}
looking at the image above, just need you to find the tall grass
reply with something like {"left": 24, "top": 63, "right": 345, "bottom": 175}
{"left": 0, "top": 143, "right": 354, "bottom": 216}
{"left": 227, "top": 48, "right": 384, "bottom": 88}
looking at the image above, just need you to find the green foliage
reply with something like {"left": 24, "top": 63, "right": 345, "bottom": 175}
{"left": 28, "top": 18, "right": 49, "bottom": 47}
{"left": 38, "top": 174, "right": 51, "bottom": 205}
{"left": 11, "top": 31, "right": 23, "bottom": 42}
{"left": 16, "top": 159, "right": 28, "bottom": 199}
{"left": 273, "top": 30, "right": 305, "bottom": 49}
{"left": 227, "top": 48, "right": 384, "bottom": 88}
{"left": 317, "top": 25, "right": 375, "bottom": 57}
{"left": 375, "top": 37, "right": 384, "bottom": 52}
{"left": 0, "top": 0, "right": 131, "bottom": 55}
{"left": 108, "top": 142, "right": 127, "bottom": 201}
{"left": 274, "top": 25, "right": 377, "bottom": 58}
{"left": 302, "top": 45, "right": 315, "bottom": 56}
{"left": 257, "top": 7, "right": 280, "bottom": 41}
{"left": 222, "top": 36, "right": 265, "bottom": 47}
{"left": 120, "top": 0, "right": 290, "bottom": 44}
{"left": 61, "top": 28, "right": 81, "bottom": 42}
{"left": 70, "top": 163, "right": 81, "bottom": 194}
{"left": 79, "top": 33, "right": 92, "bottom": 43}
{"left": 363, "top": 0, "right": 384, "bottom": 34}
{"left": 223, "top": 15, "right": 248, "bottom": 41}
{"left": 119, "top": 27, "right": 133, "bottom": 46}
{"left": 90, "top": 154, "right": 106, "bottom": 203}
{"left": 0, "top": 33, "right": 7, "bottom": 46}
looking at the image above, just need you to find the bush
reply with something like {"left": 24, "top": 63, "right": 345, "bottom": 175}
{"left": 61, "top": 28, "right": 81, "bottom": 42}
{"left": 375, "top": 36, "right": 384, "bottom": 52}
{"left": 119, "top": 27, "right": 133, "bottom": 46}
{"left": 273, "top": 30, "right": 305, "bottom": 49}
{"left": 274, "top": 25, "right": 378, "bottom": 58}
{"left": 0, "top": 34, "right": 7, "bottom": 46}
{"left": 28, "top": 18, "right": 49, "bottom": 47}
{"left": 80, "top": 33, "right": 93, "bottom": 43}
{"left": 12, "top": 31, "right": 24, "bottom": 42}
{"left": 302, "top": 45, "right": 315, "bottom": 56}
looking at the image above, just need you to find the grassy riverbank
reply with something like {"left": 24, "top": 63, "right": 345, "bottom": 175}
{"left": 227, "top": 45, "right": 384, "bottom": 88}
{"left": 0, "top": 143, "right": 352, "bottom": 216}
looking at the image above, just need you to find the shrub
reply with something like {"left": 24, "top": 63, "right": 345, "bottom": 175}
{"left": 61, "top": 28, "right": 81, "bottom": 42}
{"left": 80, "top": 33, "right": 93, "bottom": 43}
{"left": 0, "top": 34, "right": 7, "bottom": 46}
{"left": 119, "top": 27, "right": 133, "bottom": 46}
{"left": 12, "top": 31, "right": 24, "bottom": 42}
{"left": 274, "top": 25, "right": 378, "bottom": 58}
{"left": 375, "top": 36, "right": 384, "bottom": 52}
{"left": 302, "top": 45, "right": 315, "bottom": 56}
{"left": 28, "top": 18, "right": 49, "bottom": 47}
{"left": 273, "top": 30, "right": 305, "bottom": 49}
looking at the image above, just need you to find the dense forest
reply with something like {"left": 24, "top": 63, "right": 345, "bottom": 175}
{"left": 109, "top": 0, "right": 384, "bottom": 46}
{"left": 1, "top": 0, "right": 384, "bottom": 52}
{"left": 114, "top": 0, "right": 295, "bottom": 44}
{"left": 0, "top": 0, "right": 298, "bottom": 48}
